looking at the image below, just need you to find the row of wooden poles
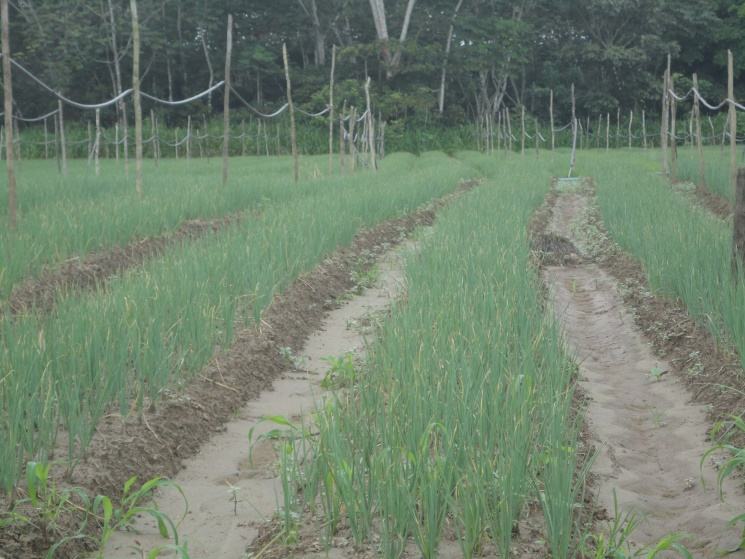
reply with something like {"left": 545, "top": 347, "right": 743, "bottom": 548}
{"left": 477, "top": 92, "right": 735, "bottom": 158}
{"left": 1, "top": 2, "right": 380, "bottom": 229}
{"left": 661, "top": 50, "right": 741, "bottom": 192}
{"left": 0, "top": 103, "right": 387, "bottom": 178}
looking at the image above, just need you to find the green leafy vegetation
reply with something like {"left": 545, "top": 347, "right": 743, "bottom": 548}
{"left": 0, "top": 152, "right": 474, "bottom": 494}
{"left": 269, "top": 156, "right": 589, "bottom": 558}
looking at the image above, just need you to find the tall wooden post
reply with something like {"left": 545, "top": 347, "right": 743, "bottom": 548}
{"left": 186, "top": 115, "right": 192, "bottom": 161}
{"left": 2, "top": 0, "right": 16, "bottom": 229}
{"left": 628, "top": 110, "right": 633, "bottom": 148}
{"left": 496, "top": 109, "right": 502, "bottom": 152}
{"left": 282, "top": 43, "right": 299, "bottom": 183}
{"left": 733, "top": 168, "right": 745, "bottom": 273}
{"left": 692, "top": 74, "right": 705, "bottom": 187}
{"left": 520, "top": 105, "right": 526, "bottom": 155}
{"left": 670, "top": 94, "right": 678, "bottom": 181}
{"left": 506, "top": 107, "right": 513, "bottom": 152}
{"left": 241, "top": 120, "right": 246, "bottom": 156}
{"left": 364, "top": 77, "right": 377, "bottom": 171}
{"left": 328, "top": 44, "right": 336, "bottom": 175}
{"left": 94, "top": 108, "right": 101, "bottom": 176}
{"left": 130, "top": 0, "right": 143, "bottom": 196}
{"left": 729, "top": 49, "right": 737, "bottom": 197}
{"left": 58, "top": 100, "right": 67, "bottom": 176}
{"left": 586, "top": 115, "right": 590, "bottom": 149}
{"left": 569, "top": 83, "right": 577, "bottom": 176}
{"left": 149, "top": 109, "right": 156, "bottom": 161}
{"left": 87, "top": 121, "right": 93, "bottom": 165}
{"left": 606, "top": 112, "right": 610, "bottom": 151}
{"left": 115, "top": 122, "right": 120, "bottom": 161}
{"left": 43, "top": 117, "right": 49, "bottom": 159}
{"left": 54, "top": 112, "right": 61, "bottom": 172}
{"left": 615, "top": 107, "right": 620, "bottom": 148}
{"left": 222, "top": 14, "right": 233, "bottom": 185}
{"left": 661, "top": 55, "right": 670, "bottom": 175}
{"left": 349, "top": 107, "right": 357, "bottom": 172}
{"left": 549, "top": 89, "right": 555, "bottom": 151}
{"left": 339, "top": 101, "right": 346, "bottom": 175}
{"left": 642, "top": 110, "right": 647, "bottom": 149}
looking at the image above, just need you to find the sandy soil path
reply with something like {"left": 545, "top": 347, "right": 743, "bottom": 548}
{"left": 543, "top": 186, "right": 744, "bottom": 557}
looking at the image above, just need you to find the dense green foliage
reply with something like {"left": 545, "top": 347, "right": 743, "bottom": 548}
{"left": 5, "top": 0, "right": 745, "bottom": 131}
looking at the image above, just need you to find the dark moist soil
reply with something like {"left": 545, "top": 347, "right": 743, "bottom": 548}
{"left": 4, "top": 212, "right": 244, "bottom": 316}
{"left": 692, "top": 185, "right": 732, "bottom": 219}
{"left": 0, "top": 181, "right": 477, "bottom": 559}
{"left": 585, "top": 177, "right": 745, "bottom": 446}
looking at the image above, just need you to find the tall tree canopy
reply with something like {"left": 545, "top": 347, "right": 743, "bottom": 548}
{"left": 3, "top": 0, "right": 740, "bottom": 125}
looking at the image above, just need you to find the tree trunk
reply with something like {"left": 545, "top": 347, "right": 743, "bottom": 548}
{"left": 108, "top": 0, "right": 129, "bottom": 176}
{"left": 438, "top": 0, "right": 464, "bottom": 114}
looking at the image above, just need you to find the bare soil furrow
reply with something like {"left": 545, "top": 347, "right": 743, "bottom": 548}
{"left": 542, "top": 183, "right": 744, "bottom": 557}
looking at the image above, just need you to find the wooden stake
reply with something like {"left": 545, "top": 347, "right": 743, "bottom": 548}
{"left": 58, "top": 99, "right": 67, "bottom": 176}
{"left": 241, "top": 120, "right": 246, "bottom": 156}
{"left": 549, "top": 89, "right": 555, "bottom": 151}
{"left": 2, "top": 0, "right": 16, "bottom": 229}
{"left": 733, "top": 168, "right": 745, "bottom": 273}
{"left": 569, "top": 83, "right": 577, "bottom": 176}
{"left": 642, "top": 110, "right": 647, "bottom": 149}
{"left": 115, "top": 122, "right": 120, "bottom": 161}
{"left": 203, "top": 114, "right": 209, "bottom": 160}
{"left": 149, "top": 109, "right": 156, "bottom": 161}
{"left": 282, "top": 43, "right": 299, "bottom": 183}
{"left": 54, "top": 112, "right": 61, "bottom": 172}
{"left": 506, "top": 108, "right": 513, "bottom": 153}
{"left": 328, "top": 44, "right": 336, "bottom": 175}
{"left": 43, "top": 117, "right": 49, "bottom": 159}
{"left": 87, "top": 121, "right": 93, "bottom": 166}
{"left": 349, "top": 107, "right": 357, "bottom": 172}
{"left": 606, "top": 112, "right": 610, "bottom": 151}
{"left": 693, "top": 73, "right": 705, "bottom": 187}
{"left": 364, "top": 77, "right": 376, "bottom": 171}
{"left": 186, "top": 115, "right": 192, "bottom": 161}
{"left": 496, "top": 109, "right": 502, "bottom": 152}
{"left": 534, "top": 118, "right": 539, "bottom": 157}
{"left": 615, "top": 107, "right": 620, "bottom": 148}
{"left": 586, "top": 115, "right": 590, "bottom": 149}
{"left": 154, "top": 111, "right": 160, "bottom": 165}
{"left": 95, "top": 108, "right": 101, "bottom": 176}
{"left": 661, "top": 55, "right": 670, "bottom": 175}
{"left": 670, "top": 94, "right": 677, "bottom": 181}
{"left": 222, "top": 14, "right": 233, "bottom": 186}
{"left": 175, "top": 128, "right": 179, "bottom": 159}
{"left": 628, "top": 110, "right": 633, "bottom": 148}
{"left": 708, "top": 116, "right": 716, "bottom": 146}
{"left": 520, "top": 105, "right": 525, "bottom": 155}
{"left": 729, "top": 49, "right": 737, "bottom": 197}
{"left": 130, "top": 0, "right": 143, "bottom": 196}
{"left": 339, "top": 102, "right": 346, "bottom": 174}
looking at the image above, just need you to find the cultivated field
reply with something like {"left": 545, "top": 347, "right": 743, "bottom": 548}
{"left": 3, "top": 147, "right": 745, "bottom": 559}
